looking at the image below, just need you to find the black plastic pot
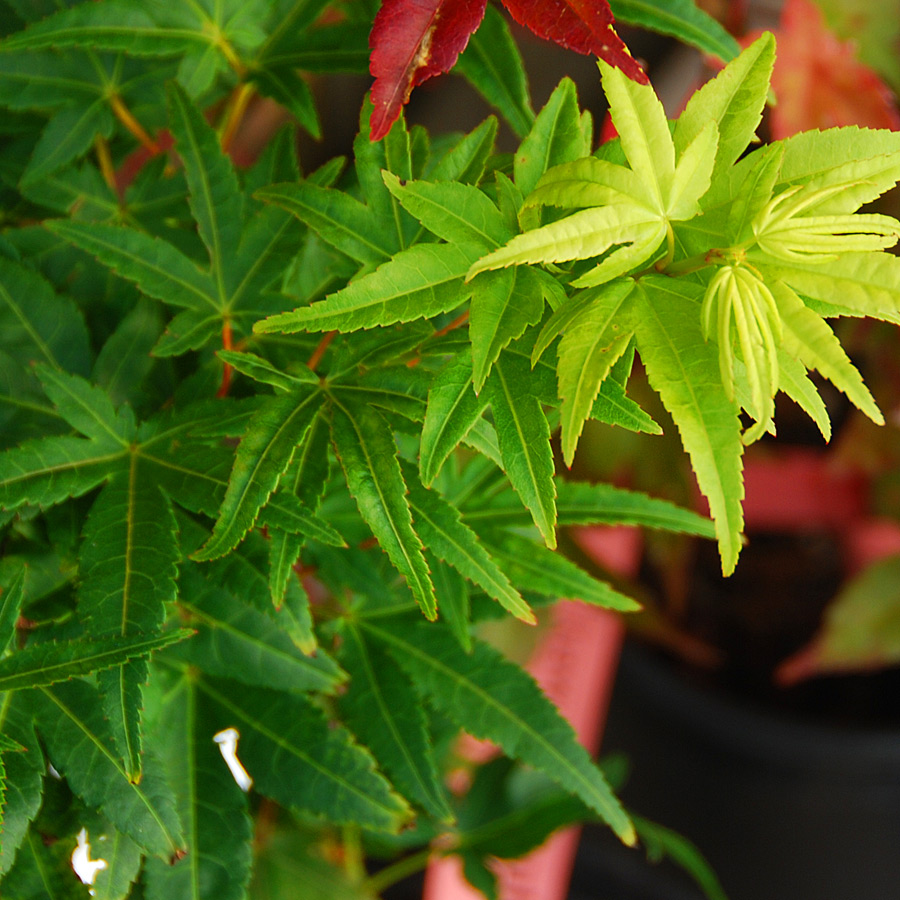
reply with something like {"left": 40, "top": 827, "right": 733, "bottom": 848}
{"left": 588, "top": 642, "right": 900, "bottom": 900}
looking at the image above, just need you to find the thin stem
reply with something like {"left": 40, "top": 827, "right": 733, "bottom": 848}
{"left": 307, "top": 330, "right": 337, "bottom": 372}
{"left": 216, "top": 320, "right": 233, "bottom": 398}
{"left": 220, "top": 82, "right": 255, "bottom": 154}
{"left": 655, "top": 222, "right": 676, "bottom": 271}
{"left": 94, "top": 135, "right": 118, "bottom": 195}
{"left": 342, "top": 826, "right": 366, "bottom": 884}
{"left": 363, "top": 848, "right": 434, "bottom": 896}
{"left": 109, "top": 94, "right": 160, "bottom": 154}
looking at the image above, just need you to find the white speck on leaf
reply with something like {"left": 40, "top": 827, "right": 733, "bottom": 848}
{"left": 71, "top": 828, "right": 107, "bottom": 890}
{"left": 213, "top": 727, "right": 253, "bottom": 791}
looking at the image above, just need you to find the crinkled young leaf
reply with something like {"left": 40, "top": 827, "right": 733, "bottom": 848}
{"left": 197, "top": 676, "right": 410, "bottom": 831}
{"left": 193, "top": 384, "right": 324, "bottom": 561}
{"left": 35, "top": 681, "right": 183, "bottom": 859}
{"left": 0, "top": 629, "right": 190, "bottom": 693}
{"left": 401, "top": 459, "right": 533, "bottom": 622}
{"left": 337, "top": 623, "right": 452, "bottom": 821}
{"left": 256, "top": 241, "right": 480, "bottom": 334}
{"left": 633, "top": 276, "right": 744, "bottom": 574}
{"left": 485, "top": 353, "right": 557, "bottom": 548}
{"left": 330, "top": 395, "right": 436, "bottom": 619}
{"left": 364, "top": 619, "right": 635, "bottom": 844}
{"left": 144, "top": 671, "right": 253, "bottom": 900}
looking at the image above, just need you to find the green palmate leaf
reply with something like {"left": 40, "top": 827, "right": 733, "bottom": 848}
{"left": 255, "top": 241, "right": 481, "bottom": 334}
{"left": 364, "top": 620, "right": 635, "bottom": 844}
{"left": 401, "top": 460, "right": 533, "bottom": 623}
{"left": 37, "top": 367, "right": 134, "bottom": 445}
{"left": 470, "top": 267, "right": 546, "bottom": 393}
{"left": 338, "top": 623, "right": 452, "bottom": 821}
{"left": 143, "top": 670, "right": 253, "bottom": 900}
{"left": 259, "top": 490, "right": 346, "bottom": 547}
{"left": 384, "top": 173, "right": 511, "bottom": 249}
{"left": 329, "top": 396, "right": 436, "bottom": 619}
{"left": 557, "top": 280, "right": 637, "bottom": 465}
{"left": 0, "top": 1, "right": 204, "bottom": 54}
{"left": 633, "top": 276, "right": 744, "bottom": 574}
{"left": 197, "top": 675, "right": 410, "bottom": 831}
{"left": 0, "top": 697, "right": 44, "bottom": 876}
{"left": 481, "top": 531, "right": 639, "bottom": 612}
{"left": 455, "top": 4, "right": 534, "bottom": 139}
{"left": 166, "top": 82, "right": 243, "bottom": 288}
{"left": 428, "top": 117, "right": 498, "bottom": 185}
{"left": 47, "top": 221, "right": 218, "bottom": 313}
{"left": 217, "top": 350, "right": 317, "bottom": 393}
{"left": 598, "top": 58, "right": 673, "bottom": 211}
{"left": 35, "top": 680, "right": 183, "bottom": 859}
{"left": 754, "top": 252, "right": 900, "bottom": 325}
{"left": 256, "top": 182, "right": 396, "bottom": 265}
{"left": 420, "top": 353, "right": 489, "bottom": 486}
{"left": 153, "top": 309, "right": 223, "bottom": 357}
{"left": 674, "top": 32, "right": 774, "bottom": 179}
{"left": 486, "top": 353, "right": 556, "bottom": 548}
{"left": 772, "top": 281, "right": 882, "bottom": 424}
{"left": 193, "top": 384, "right": 324, "bottom": 561}
{"left": 610, "top": 0, "right": 739, "bottom": 63}
{"left": 2, "top": 824, "right": 83, "bottom": 900}
{"left": 81, "top": 472, "right": 180, "bottom": 779}
{"left": 0, "top": 435, "right": 123, "bottom": 512}
{"left": 429, "top": 556, "right": 472, "bottom": 652}
{"left": 175, "top": 567, "right": 343, "bottom": 694}
{"left": 776, "top": 348, "right": 831, "bottom": 442}
{"left": 0, "top": 629, "right": 190, "bottom": 693}
{"left": 250, "top": 67, "right": 321, "bottom": 138}
{"left": 0, "top": 256, "right": 90, "bottom": 376}
{"left": 514, "top": 78, "right": 588, "bottom": 197}
{"left": 0, "top": 564, "right": 26, "bottom": 654}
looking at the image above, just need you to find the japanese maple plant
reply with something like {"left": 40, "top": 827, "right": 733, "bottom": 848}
{"left": 1, "top": 1, "right": 899, "bottom": 899}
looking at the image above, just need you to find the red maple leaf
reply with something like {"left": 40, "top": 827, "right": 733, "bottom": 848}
{"left": 368, "top": 0, "right": 646, "bottom": 141}
{"left": 764, "top": 0, "right": 900, "bottom": 138}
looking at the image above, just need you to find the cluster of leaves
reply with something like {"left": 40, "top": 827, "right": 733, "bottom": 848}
{"left": 0, "top": 2, "right": 744, "bottom": 899}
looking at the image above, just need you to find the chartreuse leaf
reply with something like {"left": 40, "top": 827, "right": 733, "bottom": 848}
{"left": 255, "top": 242, "right": 481, "bottom": 335}
{"left": 0, "top": 564, "right": 26, "bottom": 654}
{"left": 363, "top": 619, "right": 635, "bottom": 845}
{"left": 337, "top": 623, "right": 452, "bottom": 821}
{"left": 196, "top": 675, "right": 410, "bottom": 831}
{"left": 674, "top": 32, "right": 774, "bottom": 179}
{"left": 166, "top": 82, "right": 242, "bottom": 291}
{"left": 400, "top": 459, "right": 533, "bottom": 623}
{"left": 772, "top": 281, "right": 882, "bottom": 424}
{"left": 330, "top": 395, "right": 436, "bottom": 619}
{"left": 174, "top": 566, "right": 343, "bottom": 694}
{"left": 470, "top": 267, "right": 547, "bottom": 392}
{"left": 35, "top": 680, "right": 183, "bottom": 859}
{"left": 776, "top": 348, "right": 831, "bottom": 442}
{"left": 143, "top": 669, "right": 252, "bottom": 900}
{"left": 633, "top": 276, "right": 744, "bottom": 574}
{"left": 609, "top": 0, "right": 739, "bottom": 63}
{"left": 558, "top": 280, "right": 637, "bottom": 465}
{"left": 45, "top": 221, "right": 218, "bottom": 313}
{"left": 80, "top": 470, "right": 181, "bottom": 780}
{"left": 486, "top": 353, "right": 556, "bottom": 549}
{"left": 0, "top": 696, "right": 44, "bottom": 876}
{"left": 0, "top": 629, "right": 190, "bottom": 693}
{"left": 481, "top": 531, "right": 639, "bottom": 612}
{"left": 420, "top": 353, "right": 489, "bottom": 487}
{"left": 193, "top": 384, "right": 324, "bottom": 561}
